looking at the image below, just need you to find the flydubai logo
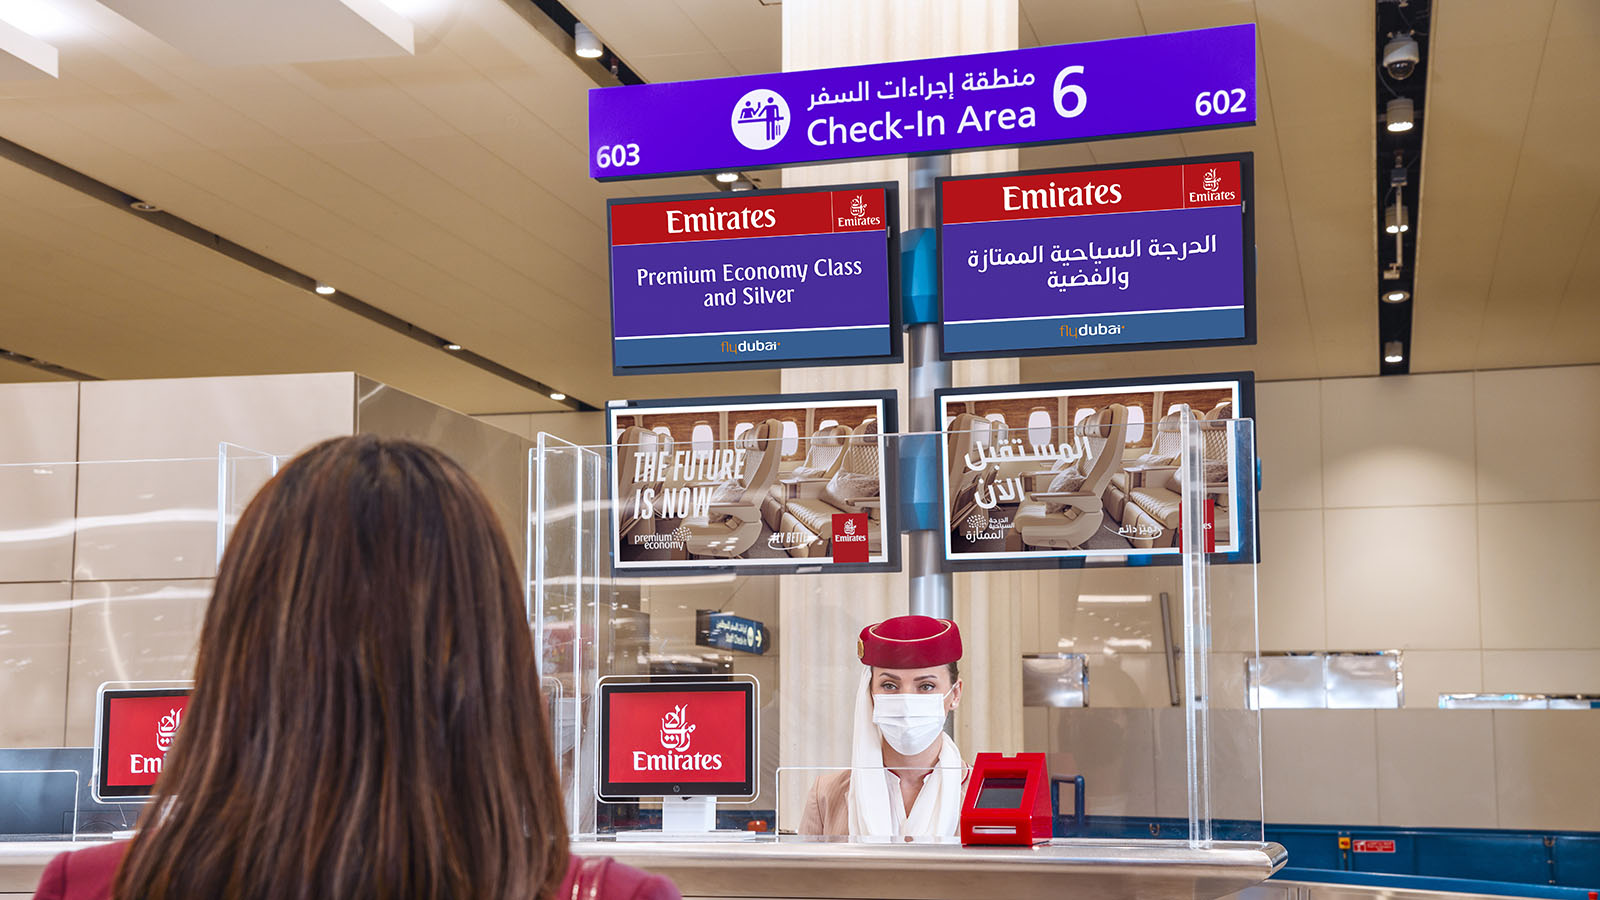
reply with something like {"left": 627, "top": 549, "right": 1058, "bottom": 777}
{"left": 632, "top": 703, "right": 724, "bottom": 772}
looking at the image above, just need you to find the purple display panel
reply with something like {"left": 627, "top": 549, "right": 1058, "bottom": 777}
{"left": 589, "top": 25, "right": 1255, "bottom": 181}
{"left": 609, "top": 184, "right": 899, "bottom": 374}
{"left": 939, "top": 154, "right": 1255, "bottom": 359}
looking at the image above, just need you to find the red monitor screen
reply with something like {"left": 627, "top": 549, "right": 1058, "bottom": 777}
{"left": 598, "top": 681, "right": 755, "bottom": 800}
{"left": 95, "top": 687, "right": 191, "bottom": 801}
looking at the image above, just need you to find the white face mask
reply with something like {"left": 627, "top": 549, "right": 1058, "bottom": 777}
{"left": 872, "top": 690, "right": 951, "bottom": 756}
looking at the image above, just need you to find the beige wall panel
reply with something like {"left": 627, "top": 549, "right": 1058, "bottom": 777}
{"left": 1481, "top": 649, "right": 1600, "bottom": 696}
{"left": 1324, "top": 505, "right": 1480, "bottom": 650}
{"left": 1400, "top": 650, "right": 1484, "bottom": 709}
{"left": 1256, "top": 509, "right": 1325, "bottom": 651}
{"left": 0, "top": 383, "right": 79, "bottom": 582}
{"left": 1255, "top": 381, "right": 1323, "bottom": 511}
{"left": 0, "top": 583, "right": 73, "bottom": 747}
{"left": 1048, "top": 708, "right": 1156, "bottom": 817}
{"left": 1474, "top": 366, "right": 1600, "bottom": 503}
{"left": 1153, "top": 708, "right": 1263, "bottom": 823}
{"left": 76, "top": 372, "right": 356, "bottom": 460}
{"left": 1261, "top": 710, "right": 1378, "bottom": 824}
{"left": 1320, "top": 373, "right": 1477, "bottom": 509}
{"left": 1493, "top": 711, "right": 1600, "bottom": 830}
{"left": 1082, "top": 652, "right": 1169, "bottom": 709}
{"left": 1476, "top": 501, "right": 1600, "bottom": 651}
{"left": 1375, "top": 710, "right": 1498, "bottom": 828}
{"left": 71, "top": 457, "right": 221, "bottom": 582}
{"left": 63, "top": 579, "right": 211, "bottom": 746}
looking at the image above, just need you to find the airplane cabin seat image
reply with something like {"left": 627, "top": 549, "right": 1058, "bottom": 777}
{"left": 1013, "top": 404, "right": 1129, "bottom": 550}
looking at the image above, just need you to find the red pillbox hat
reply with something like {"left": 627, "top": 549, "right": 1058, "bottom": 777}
{"left": 857, "top": 615, "right": 962, "bottom": 668}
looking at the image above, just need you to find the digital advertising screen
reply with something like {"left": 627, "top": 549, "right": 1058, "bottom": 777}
{"left": 938, "top": 154, "right": 1255, "bottom": 360}
{"left": 94, "top": 685, "right": 192, "bottom": 801}
{"left": 937, "top": 373, "right": 1255, "bottom": 569}
{"left": 598, "top": 680, "right": 756, "bottom": 800}
{"left": 608, "top": 183, "right": 900, "bottom": 375}
{"left": 608, "top": 390, "right": 896, "bottom": 576}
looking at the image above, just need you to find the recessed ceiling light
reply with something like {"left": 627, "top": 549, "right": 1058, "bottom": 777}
{"left": 1385, "top": 203, "right": 1409, "bottom": 234}
{"left": 1383, "top": 340, "right": 1405, "bottom": 364}
{"left": 574, "top": 23, "right": 602, "bottom": 59}
{"left": 314, "top": 281, "right": 335, "bottom": 295}
{"left": 1383, "top": 289, "right": 1411, "bottom": 303}
{"left": 130, "top": 200, "right": 159, "bottom": 212}
{"left": 550, "top": 392, "right": 567, "bottom": 401}
{"left": 444, "top": 342, "right": 462, "bottom": 351}
{"left": 715, "top": 172, "right": 739, "bottom": 183}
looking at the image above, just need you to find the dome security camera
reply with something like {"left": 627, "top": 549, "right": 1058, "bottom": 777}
{"left": 1383, "top": 35, "right": 1420, "bottom": 80}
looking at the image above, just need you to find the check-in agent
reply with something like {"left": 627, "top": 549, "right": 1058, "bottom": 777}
{"left": 801, "top": 615, "right": 968, "bottom": 838}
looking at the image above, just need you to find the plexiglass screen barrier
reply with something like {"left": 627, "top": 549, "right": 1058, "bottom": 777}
{"left": 0, "top": 445, "right": 280, "bottom": 840}
{"left": 530, "top": 420, "right": 1262, "bottom": 846}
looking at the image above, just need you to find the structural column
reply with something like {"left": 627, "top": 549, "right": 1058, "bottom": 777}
{"left": 776, "top": 0, "right": 1028, "bottom": 827}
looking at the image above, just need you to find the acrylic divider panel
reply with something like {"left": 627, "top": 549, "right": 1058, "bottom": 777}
{"left": 530, "top": 424, "right": 1261, "bottom": 846}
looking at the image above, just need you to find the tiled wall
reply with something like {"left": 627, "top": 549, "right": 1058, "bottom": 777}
{"left": 1019, "top": 365, "right": 1600, "bottom": 831}
{"left": 0, "top": 374, "right": 358, "bottom": 747}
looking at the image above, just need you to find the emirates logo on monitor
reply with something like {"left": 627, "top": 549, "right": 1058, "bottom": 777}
{"left": 850, "top": 195, "right": 868, "bottom": 218}
{"left": 154, "top": 708, "right": 182, "bottom": 753}
{"left": 1202, "top": 167, "right": 1221, "bottom": 192}
{"left": 659, "top": 704, "right": 696, "bottom": 753}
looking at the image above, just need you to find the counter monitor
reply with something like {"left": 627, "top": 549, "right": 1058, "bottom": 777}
{"left": 93, "top": 685, "right": 192, "bottom": 802}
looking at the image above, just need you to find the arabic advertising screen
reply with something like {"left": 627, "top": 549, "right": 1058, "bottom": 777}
{"left": 598, "top": 680, "right": 756, "bottom": 800}
{"left": 607, "top": 390, "right": 897, "bottom": 576}
{"left": 608, "top": 182, "right": 900, "bottom": 375}
{"left": 95, "top": 686, "right": 192, "bottom": 801}
{"left": 937, "top": 373, "right": 1256, "bottom": 569}
{"left": 938, "top": 153, "right": 1255, "bottom": 360}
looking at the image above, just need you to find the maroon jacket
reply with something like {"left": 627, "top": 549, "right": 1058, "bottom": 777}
{"left": 32, "top": 841, "right": 680, "bottom": 900}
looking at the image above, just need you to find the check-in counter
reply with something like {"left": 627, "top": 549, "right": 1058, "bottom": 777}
{"left": 1, "top": 838, "right": 1286, "bottom": 900}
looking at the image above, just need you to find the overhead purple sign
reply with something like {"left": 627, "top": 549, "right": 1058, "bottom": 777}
{"left": 588, "top": 24, "right": 1255, "bottom": 181}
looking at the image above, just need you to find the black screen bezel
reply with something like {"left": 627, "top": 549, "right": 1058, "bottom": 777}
{"left": 94, "top": 687, "right": 192, "bottom": 801}
{"left": 607, "top": 181, "right": 903, "bottom": 376}
{"left": 935, "top": 152, "right": 1257, "bottom": 361}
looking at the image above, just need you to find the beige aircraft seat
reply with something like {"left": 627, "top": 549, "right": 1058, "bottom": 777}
{"left": 946, "top": 413, "right": 1000, "bottom": 528}
{"left": 680, "top": 419, "right": 782, "bottom": 559}
{"left": 1105, "top": 404, "right": 1190, "bottom": 524}
{"left": 1013, "top": 403, "right": 1128, "bottom": 551}
{"left": 1206, "top": 400, "right": 1233, "bottom": 420}
{"left": 1121, "top": 411, "right": 1234, "bottom": 548}
{"left": 761, "top": 423, "right": 852, "bottom": 530}
{"left": 615, "top": 426, "right": 660, "bottom": 539}
{"left": 781, "top": 417, "right": 883, "bottom": 557}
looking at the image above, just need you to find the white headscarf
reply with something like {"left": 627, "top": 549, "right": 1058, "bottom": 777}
{"left": 844, "top": 670, "right": 965, "bottom": 838}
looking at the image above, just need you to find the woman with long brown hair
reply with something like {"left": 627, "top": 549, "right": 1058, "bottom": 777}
{"left": 33, "top": 435, "right": 677, "bottom": 900}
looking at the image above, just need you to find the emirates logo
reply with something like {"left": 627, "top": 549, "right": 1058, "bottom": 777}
{"left": 842, "top": 518, "right": 857, "bottom": 536}
{"left": 1202, "top": 168, "right": 1221, "bottom": 192}
{"left": 154, "top": 708, "right": 181, "bottom": 753}
{"left": 659, "top": 704, "right": 695, "bottom": 753}
{"left": 850, "top": 195, "right": 867, "bottom": 218}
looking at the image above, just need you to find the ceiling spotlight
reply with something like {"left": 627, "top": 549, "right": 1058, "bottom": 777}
{"left": 443, "top": 342, "right": 462, "bottom": 351}
{"left": 574, "top": 23, "right": 602, "bottom": 59}
{"left": 1383, "top": 34, "right": 1420, "bottom": 80}
{"left": 1385, "top": 203, "right": 1409, "bottom": 234}
{"left": 314, "top": 281, "right": 336, "bottom": 295}
{"left": 1383, "top": 289, "right": 1411, "bottom": 304}
{"left": 715, "top": 172, "right": 739, "bottom": 183}
{"left": 129, "top": 200, "right": 159, "bottom": 212}
{"left": 1386, "top": 97, "right": 1414, "bottom": 133}
{"left": 730, "top": 179, "right": 754, "bottom": 192}
{"left": 1383, "top": 341, "right": 1405, "bottom": 364}
{"left": 550, "top": 392, "right": 567, "bottom": 401}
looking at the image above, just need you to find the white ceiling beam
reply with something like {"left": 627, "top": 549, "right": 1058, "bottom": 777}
{"left": 98, "top": 0, "right": 414, "bottom": 66}
{"left": 0, "top": 17, "right": 57, "bottom": 79}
